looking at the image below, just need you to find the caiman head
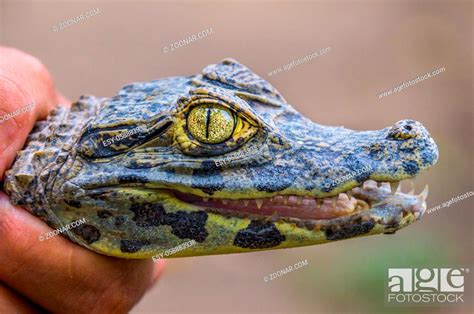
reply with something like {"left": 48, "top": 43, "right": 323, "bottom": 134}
{"left": 5, "top": 58, "right": 439, "bottom": 259}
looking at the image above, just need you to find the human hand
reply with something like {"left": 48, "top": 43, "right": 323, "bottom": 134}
{"left": 0, "top": 47, "right": 165, "bottom": 313}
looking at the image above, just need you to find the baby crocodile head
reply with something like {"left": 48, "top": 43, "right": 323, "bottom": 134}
{"left": 5, "top": 59, "right": 438, "bottom": 258}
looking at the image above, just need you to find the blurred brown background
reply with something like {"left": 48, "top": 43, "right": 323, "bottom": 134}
{"left": 1, "top": 0, "right": 472, "bottom": 313}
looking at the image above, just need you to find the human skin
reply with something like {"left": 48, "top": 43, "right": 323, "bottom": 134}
{"left": 0, "top": 47, "right": 164, "bottom": 313}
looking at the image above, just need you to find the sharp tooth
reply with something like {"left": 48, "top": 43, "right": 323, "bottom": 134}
{"left": 283, "top": 196, "right": 289, "bottom": 205}
{"left": 331, "top": 196, "right": 337, "bottom": 207}
{"left": 243, "top": 200, "right": 249, "bottom": 206}
{"left": 420, "top": 184, "right": 429, "bottom": 201}
{"left": 288, "top": 196, "right": 298, "bottom": 204}
{"left": 416, "top": 185, "right": 429, "bottom": 207}
{"left": 297, "top": 196, "right": 303, "bottom": 205}
{"left": 416, "top": 195, "right": 423, "bottom": 207}
{"left": 408, "top": 178, "right": 415, "bottom": 195}
{"left": 364, "top": 180, "right": 377, "bottom": 189}
{"left": 255, "top": 199, "right": 264, "bottom": 209}
{"left": 382, "top": 182, "right": 391, "bottom": 190}
{"left": 316, "top": 199, "right": 323, "bottom": 207}
{"left": 346, "top": 190, "right": 352, "bottom": 200}
{"left": 203, "top": 197, "right": 209, "bottom": 202}
{"left": 390, "top": 182, "right": 399, "bottom": 194}
{"left": 273, "top": 196, "right": 284, "bottom": 204}
{"left": 222, "top": 199, "right": 229, "bottom": 205}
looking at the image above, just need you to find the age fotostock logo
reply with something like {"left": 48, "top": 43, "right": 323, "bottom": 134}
{"left": 387, "top": 268, "right": 469, "bottom": 305}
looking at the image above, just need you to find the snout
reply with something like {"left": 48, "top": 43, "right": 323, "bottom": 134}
{"left": 271, "top": 118, "right": 439, "bottom": 196}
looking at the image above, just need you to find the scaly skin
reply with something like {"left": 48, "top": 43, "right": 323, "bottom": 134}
{"left": 4, "top": 59, "right": 438, "bottom": 259}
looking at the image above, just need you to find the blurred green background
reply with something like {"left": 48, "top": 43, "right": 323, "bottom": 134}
{"left": 1, "top": 0, "right": 472, "bottom": 313}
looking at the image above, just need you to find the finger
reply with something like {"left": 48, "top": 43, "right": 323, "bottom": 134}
{"left": 0, "top": 192, "right": 163, "bottom": 313}
{"left": 0, "top": 282, "right": 41, "bottom": 314}
{"left": 0, "top": 47, "right": 71, "bottom": 179}
{"left": 150, "top": 259, "right": 166, "bottom": 288}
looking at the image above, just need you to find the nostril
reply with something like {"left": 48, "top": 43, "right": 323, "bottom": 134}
{"left": 387, "top": 120, "right": 420, "bottom": 140}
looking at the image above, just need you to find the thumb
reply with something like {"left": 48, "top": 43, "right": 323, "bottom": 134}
{"left": 0, "top": 47, "right": 71, "bottom": 179}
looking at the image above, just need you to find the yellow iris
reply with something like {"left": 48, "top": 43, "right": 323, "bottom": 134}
{"left": 187, "top": 105, "right": 235, "bottom": 144}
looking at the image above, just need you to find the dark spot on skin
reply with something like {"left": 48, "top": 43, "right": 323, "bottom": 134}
{"left": 130, "top": 203, "right": 164, "bottom": 227}
{"left": 73, "top": 224, "right": 101, "bottom": 244}
{"left": 117, "top": 174, "right": 149, "bottom": 184}
{"left": 399, "top": 147, "right": 415, "bottom": 153}
{"left": 402, "top": 161, "right": 419, "bottom": 176}
{"left": 115, "top": 216, "right": 126, "bottom": 227}
{"left": 325, "top": 220, "right": 375, "bottom": 241}
{"left": 253, "top": 165, "right": 296, "bottom": 193}
{"left": 198, "top": 187, "right": 220, "bottom": 195}
{"left": 129, "top": 203, "right": 209, "bottom": 242}
{"left": 191, "top": 166, "right": 225, "bottom": 195}
{"left": 162, "top": 211, "right": 209, "bottom": 242}
{"left": 384, "top": 221, "right": 400, "bottom": 230}
{"left": 120, "top": 239, "right": 151, "bottom": 253}
{"left": 65, "top": 199, "right": 82, "bottom": 208}
{"left": 234, "top": 220, "right": 285, "bottom": 249}
{"left": 197, "top": 160, "right": 219, "bottom": 171}
{"left": 304, "top": 183, "right": 315, "bottom": 191}
{"left": 97, "top": 210, "right": 112, "bottom": 219}
{"left": 321, "top": 178, "right": 334, "bottom": 192}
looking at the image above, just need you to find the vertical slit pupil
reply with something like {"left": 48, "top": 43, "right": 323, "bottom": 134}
{"left": 205, "top": 107, "right": 211, "bottom": 139}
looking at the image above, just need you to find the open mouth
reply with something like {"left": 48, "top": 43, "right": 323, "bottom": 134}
{"left": 174, "top": 179, "right": 429, "bottom": 223}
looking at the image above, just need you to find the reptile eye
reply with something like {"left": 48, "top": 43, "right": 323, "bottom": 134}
{"left": 187, "top": 105, "right": 235, "bottom": 144}
{"left": 175, "top": 102, "right": 260, "bottom": 157}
